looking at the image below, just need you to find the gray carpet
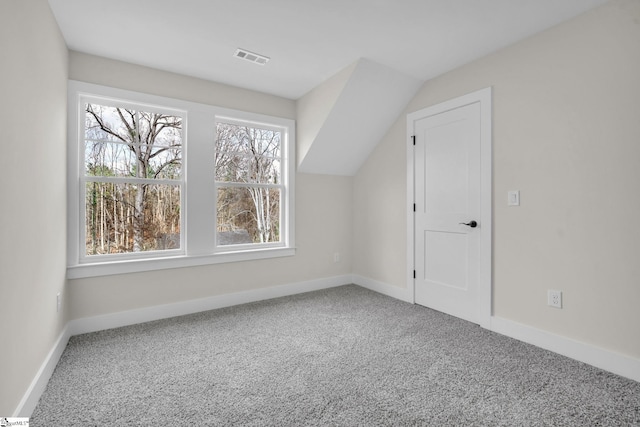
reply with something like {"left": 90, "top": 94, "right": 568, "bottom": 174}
{"left": 32, "top": 285, "right": 640, "bottom": 426}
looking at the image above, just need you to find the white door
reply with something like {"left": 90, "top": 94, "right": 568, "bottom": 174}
{"left": 414, "top": 101, "right": 482, "bottom": 324}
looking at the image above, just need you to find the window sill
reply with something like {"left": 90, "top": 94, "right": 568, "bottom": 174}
{"left": 67, "top": 247, "right": 296, "bottom": 279}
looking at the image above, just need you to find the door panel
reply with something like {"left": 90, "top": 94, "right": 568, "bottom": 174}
{"left": 414, "top": 102, "right": 481, "bottom": 324}
{"left": 424, "top": 230, "right": 468, "bottom": 290}
{"left": 424, "top": 119, "right": 469, "bottom": 215}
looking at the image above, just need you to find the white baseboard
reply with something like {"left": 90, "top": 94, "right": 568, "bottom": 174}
{"left": 69, "top": 275, "right": 352, "bottom": 336}
{"left": 16, "top": 275, "right": 351, "bottom": 416}
{"left": 14, "top": 325, "right": 72, "bottom": 417}
{"left": 490, "top": 316, "right": 640, "bottom": 383}
{"left": 352, "top": 274, "right": 413, "bottom": 303}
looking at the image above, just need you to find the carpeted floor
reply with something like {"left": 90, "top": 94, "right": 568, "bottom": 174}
{"left": 32, "top": 285, "right": 640, "bottom": 426}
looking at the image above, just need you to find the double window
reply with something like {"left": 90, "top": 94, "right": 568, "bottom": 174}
{"left": 68, "top": 81, "right": 295, "bottom": 278}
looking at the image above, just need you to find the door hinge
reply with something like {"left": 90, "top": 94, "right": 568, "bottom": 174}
{"left": 413, "top": 270, "right": 416, "bottom": 279}
{"left": 412, "top": 135, "right": 416, "bottom": 145}
{"left": 413, "top": 203, "right": 416, "bottom": 212}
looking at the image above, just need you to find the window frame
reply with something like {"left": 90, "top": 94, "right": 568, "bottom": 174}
{"left": 67, "top": 81, "right": 295, "bottom": 279}
{"left": 213, "top": 116, "right": 289, "bottom": 251}
{"left": 79, "top": 95, "right": 187, "bottom": 263}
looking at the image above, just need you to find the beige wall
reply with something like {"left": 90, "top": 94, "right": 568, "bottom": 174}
{"left": 354, "top": 0, "right": 640, "bottom": 359}
{"left": 0, "top": 0, "right": 69, "bottom": 415}
{"left": 68, "top": 53, "right": 353, "bottom": 319}
{"left": 353, "top": 116, "right": 408, "bottom": 287}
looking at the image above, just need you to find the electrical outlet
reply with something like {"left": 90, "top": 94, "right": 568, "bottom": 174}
{"left": 548, "top": 290, "right": 562, "bottom": 309}
{"left": 56, "top": 292, "right": 61, "bottom": 313}
{"left": 334, "top": 252, "right": 340, "bottom": 263}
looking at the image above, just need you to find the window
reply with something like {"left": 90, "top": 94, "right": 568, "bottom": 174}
{"left": 68, "top": 81, "right": 295, "bottom": 278}
{"left": 215, "top": 120, "right": 285, "bottom": 248}
{"left": 82, "top": 100, "right": 184, "bottom": 259}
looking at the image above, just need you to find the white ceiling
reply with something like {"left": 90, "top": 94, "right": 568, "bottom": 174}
{"left": 48, "top": 0, "right": 608, "bottom": 100}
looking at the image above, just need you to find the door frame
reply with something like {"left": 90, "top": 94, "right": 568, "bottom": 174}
{"left": 406, "top": 87, "right": 493, "bottom": 329}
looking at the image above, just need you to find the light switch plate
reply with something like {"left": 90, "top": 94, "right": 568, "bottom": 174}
{"left": 508, "top": 190, "right": 520, "bottom": 206}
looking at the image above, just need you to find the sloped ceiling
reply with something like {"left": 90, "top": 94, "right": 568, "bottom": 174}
{"left": 297, "top": 59, "right": 422, "bottom": 175}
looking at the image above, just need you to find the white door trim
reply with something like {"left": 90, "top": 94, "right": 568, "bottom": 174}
{"left": 406, "top": 87, "right": 492, "bottom": 329}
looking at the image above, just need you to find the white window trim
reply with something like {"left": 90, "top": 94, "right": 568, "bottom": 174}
{"left": 67, "top": 81, "right": 295, "bottom": 279}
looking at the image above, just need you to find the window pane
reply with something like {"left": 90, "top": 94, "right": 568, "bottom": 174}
{"left": 85, "top": 182, "right": 181, "bottom": 255}
{"left": 85, "top": 104, "right": 136, "bottom": 143}
{"left": 217, "top": 187, "right": 280, "bottom": 245}
{"left": 85, "top": 141, "right": 136, "bottom": 177}
{"left": 85, "top": 103, "right": 183, "bottom": 179}
{"left": 147, "top": 145, "right": 182, "bottom": 179}
{"left": 138, "top": 111, "right": 183, "bottom": 147}
{"left": 216, "top": 122, "right": 281, "bottom": 184}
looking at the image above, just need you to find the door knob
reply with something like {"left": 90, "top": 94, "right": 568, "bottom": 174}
{"left": 459, "top": 220, "right": 478, "bottom": 228}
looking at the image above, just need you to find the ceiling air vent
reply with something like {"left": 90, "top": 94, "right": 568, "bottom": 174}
{"left": 234, "top": 48, "right": 270, "bottom": 65}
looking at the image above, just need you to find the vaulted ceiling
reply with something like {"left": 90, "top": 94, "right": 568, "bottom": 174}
{"left": 48, "top": 0, "right": 608, "bottom": 174}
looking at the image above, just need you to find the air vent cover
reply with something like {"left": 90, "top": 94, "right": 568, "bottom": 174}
{"left": 234, "top": 48, "right": 270, "bottom": 65}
